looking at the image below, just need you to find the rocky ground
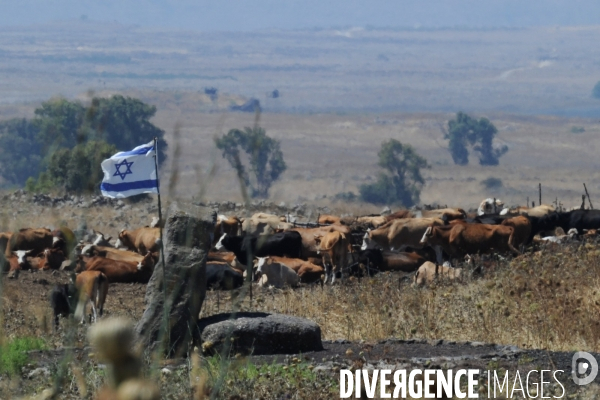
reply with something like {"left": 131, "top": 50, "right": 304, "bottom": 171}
{"left": 2, "top": 268, "right": 600, "bottom": 399}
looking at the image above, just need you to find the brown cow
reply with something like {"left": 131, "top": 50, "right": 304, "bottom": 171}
{"left": 314, "top": 231, "right": 349, "bottom": 284}
{"left": 355, "top": 215, "right": 387, "bottom": 229}
{"left": 265, "top": 256, "right": 324, "bottom": 284}
{"left": 504, "top": 204, "right": 555, "bottom": 218}
{"left": 362, "top": 218, "right": 444, "bottom": 251}
{"left": 318, "top": 215, "right": 342, "bottom": 225}
{"left": 81, "top": 245, "right": 145, "bottom": 263}
{"left": 7, "top": 250, "right": 44, "bottom": 278}
{"left": 74, "top": 271, "right": 109, "bottom": 323}
{"left": 383, "top": 210, "right": 413, "bottom": 223}
{"left": 208, "top": 251, "right": 245, "bottom": 273}
{"left": 351, "top": 249, "right": 430, "bottom": 277}
{"left": 420, "top": 223, "right": 520, "bottom": 259}
{"left": 414, "top": 261, "right": 463, "bottom": 286}
{"left": 83, "top": 252, "right": 154, "bottom": 283}
{"left": 291, "top": 225, "right": 351, "bottom": 260}
{"left": 421, "top": 208, "right": 466, "bottom": 222}
{"left": 501, "top": 216, "right": 531, "bottom": 249}
{"left": 242, "top": 213, "right": 292, "bottom": 235}
{"left": 116, "top": 227, "right": 160, "bottom": 255}
{"left": 0, "top": 232, "right": 12, "bottom": 270}
{"left": 378, "top": 251, "right": 427, "bottom": 273}
{"left": 5, "top": 228, "right": 53, "bottom": 260}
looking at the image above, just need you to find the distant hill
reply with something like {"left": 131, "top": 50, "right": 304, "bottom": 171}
{"left": 2, "top": 0, "right": 600, "bottom": 31}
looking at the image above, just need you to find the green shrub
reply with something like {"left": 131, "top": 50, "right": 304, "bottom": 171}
{"left": 0, "top": 337, "right": 47, "bottom": 375}
{"left": 481, "top": 177, "right": 503, "bottom": 190}
{"left": 27, "top": 140, "right": 117, "bottom": 194}
{"left": 593, "top": 81, "right": 600, "bottom": 99}
{"left": 571, "top": 126, "right": 585, "bottom": 134}
{"left": 333, "top": 191, "right": 357, "bottom": 202}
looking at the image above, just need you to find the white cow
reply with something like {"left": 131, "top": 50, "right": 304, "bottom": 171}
{"left": 255, "top": 257, "right": 299, "bottom": 288}
{"left": 477, "top": 198, "right": 505, "bottom": 216}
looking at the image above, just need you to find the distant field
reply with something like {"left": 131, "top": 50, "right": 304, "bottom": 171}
{"left": 148, "top": 108, "right": 600, "bottom": 210}
{"left": 2, "top": 95, "right": 599, "bottom": 211}
{"left": 1, "top": 23, "right": 600, "bottom": 115}
{"left": 2, "top": 22, "right": 600, "bottom": 210}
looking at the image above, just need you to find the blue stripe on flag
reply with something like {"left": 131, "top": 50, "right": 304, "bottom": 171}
{"left": 113, "top": 145, "right": 155, "bottom": 158}
{"left": 100, "top": 179, "right": 158, "bottom": 192}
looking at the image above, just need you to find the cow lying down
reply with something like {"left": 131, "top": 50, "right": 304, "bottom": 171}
{"left": 255, "top": 257, "right": 299, "bottom": 289}
{"left": 413, "top": 261, "right": 463, "bottom": 287}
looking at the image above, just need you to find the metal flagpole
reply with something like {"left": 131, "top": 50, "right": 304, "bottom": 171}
{"left": 153, "top": 137, "right": 169, "bottom": 347}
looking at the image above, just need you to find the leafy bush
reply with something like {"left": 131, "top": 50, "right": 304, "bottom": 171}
{"left": 0, "top": 337, "right": 46, "bottom": 375}
{"left": 481, "top": 177, "right": 503, "bottom": 190}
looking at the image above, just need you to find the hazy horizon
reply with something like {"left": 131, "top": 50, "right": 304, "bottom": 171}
{"left": 2, "top": 0, "right": 600, "bottom": 31}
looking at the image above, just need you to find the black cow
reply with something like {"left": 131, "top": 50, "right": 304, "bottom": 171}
{"left": 350, "top": 249, "right": 384, "bottom": 276}
{"left": 214, "top": 231, "right": 302, "bottom": 265}
{"left": 49, "top": 283, "right": 76, "bottom": 330}
{"left": 552, "top": 210, "right": 600, "bottom": 233}
{"left": 528, "top": 210, "right": 600, "bottom": 242}
{"left": 206, "top": 263, "right": 244, "bottom": 290}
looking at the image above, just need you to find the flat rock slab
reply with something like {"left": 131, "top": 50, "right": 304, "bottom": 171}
{"left": 198, "top": 312, "right": 323, "bottom": 356}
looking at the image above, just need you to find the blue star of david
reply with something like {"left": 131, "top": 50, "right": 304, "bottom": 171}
{"left": 113, "top": 159, "right": 134, "bottom": 180}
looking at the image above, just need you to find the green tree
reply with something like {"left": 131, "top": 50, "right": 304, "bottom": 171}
{"left": 33, "top": 98, "right": 86, "bottom": 155}
{"left": 0, "top": 118, "right": 42, "bottom": 185}
{"left": 33, "top": 96, "right": 167, "bottom": 163}
{"left": 215, "top": 126, "right": 286, "bottom": 198}
{"left": 359, "top": 139, "right": 430, "bottom": 207}
{"left": 84, "top": 95, "right": 167, "bottom": 165}
{"left": 593, "top": 81, "right": 600, "bottom": 100}
{"left": 445, "top": 112, "right": 507, "bottom": 166}
{"left": 28, "top": 140, "right": 117, "bottom": 193}
{"left": 2, "top": 95, "right": 166, "bottom": 193}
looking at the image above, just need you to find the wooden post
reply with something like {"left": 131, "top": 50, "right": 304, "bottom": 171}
{"left": 153, "top": 137, "right": 169, "bottom": 346}
{"left": 539, "top": 183, "right": 542, "bottom": 206}
{"left": 584, "top": 183, "right": 594, "bottom": 209}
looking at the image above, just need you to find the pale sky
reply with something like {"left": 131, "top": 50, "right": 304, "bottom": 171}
{"left": 1, "top": 0, "right": 599, "bottom": 30}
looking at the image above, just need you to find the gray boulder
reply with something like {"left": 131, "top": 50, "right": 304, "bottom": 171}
{"left": 198, "top": 312, "right": 323, "bottom": 356}
{"left": 135, "top": 207, "right": 215, "bottom": 357}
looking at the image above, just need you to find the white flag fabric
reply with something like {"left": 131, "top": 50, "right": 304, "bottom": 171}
{"left": 100, "top": 141, "right": 159, "bottom": 198}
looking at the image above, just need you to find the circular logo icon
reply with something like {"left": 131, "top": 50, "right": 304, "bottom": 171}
{"left": 572, "top": 351, "right": 598, "bottom": 385}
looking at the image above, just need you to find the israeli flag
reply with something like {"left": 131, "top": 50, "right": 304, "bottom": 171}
{"left": 100, "top": 140, "right": 159, "bottom": 198}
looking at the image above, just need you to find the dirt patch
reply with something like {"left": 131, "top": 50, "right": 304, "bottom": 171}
{"left": 1, "top": 269, "right": 147, "bottom": 342}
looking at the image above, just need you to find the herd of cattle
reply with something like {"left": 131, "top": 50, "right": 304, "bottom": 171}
{"left": 2, "top": 197, "right": 600, "bottom": 327}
